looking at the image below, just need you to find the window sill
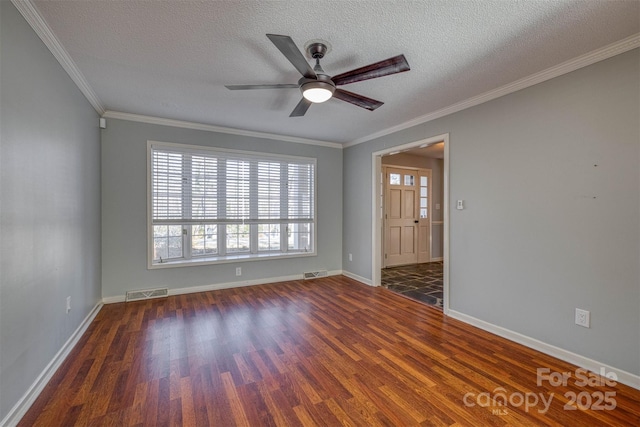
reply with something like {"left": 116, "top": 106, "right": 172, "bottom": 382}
{"left": 148, "top": 251, "right": 316, "bottom": 269}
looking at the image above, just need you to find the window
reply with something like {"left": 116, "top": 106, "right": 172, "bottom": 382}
{"left": 420, "top": 176, "right": 428, "bottom": 218}
{"left": 149, "top": 142, "right": 315, "bottom": 267}
{"left": 389, "top": 173, "right": 401, "bottom": 185}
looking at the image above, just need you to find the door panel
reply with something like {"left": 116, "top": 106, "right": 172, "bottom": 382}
{"left": 389, "top": 226, "right": 401, "bottom": 255}
{"left": 402, "top": 226, "right": 415, "bottom": 253}
{"left": 418, "top": 225, "right": 429, "bottom": 252}
{"left": 389, "top": 189, "right": 402, "bottom": 218}
{"left": 404, "top": 190, "right": 415, "bottom": 217}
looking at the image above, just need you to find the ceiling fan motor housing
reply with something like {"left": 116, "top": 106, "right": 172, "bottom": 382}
{"left": 307, "top": 42, "right": 328, "bottom": 59}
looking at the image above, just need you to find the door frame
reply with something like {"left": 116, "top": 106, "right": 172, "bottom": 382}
{"left": 371, "top": 133, "right": 450, "bottom": 314}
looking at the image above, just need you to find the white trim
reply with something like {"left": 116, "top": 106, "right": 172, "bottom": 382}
{"left": 447, "top": 309, "right": 640, "bottom": 391}
{"left": 429, "top": 257, "right": 443, "bottom": 262}
{"left": 103, "top": 111, "right": 342, "bottom": 149}
{"left": 102, "top": 295, "right": 129, "bottom": 305}
{"left": 17, "top": 0, "right": 637, "bottom": 150}
{"left": 102, "top": 270, "right": 344, "bottom": 304}
{"left": 341, "top": 270, "right": 373, "bottom": 286}
{"left": 372, "top": 154, "right": 383, "bottom": 286}
{"left": 442, "top": 137, "right": 450, "bottom": 314}
{"left": 148, "top": 251, "right": 317, "bottom": 270}
{"left": 147, "top": 140, "right": 153, "bottom": 271}
{"left": 371, "top": 134, "right": 450, "bottom": 302}
{"left": 345, "top": 33, "right": 640, "bottom": 147}
{"left": 0, "top": 302, "right": 103, "bottom": 427}
{"left": 379, "top": 164, "right": 424, "bottom": 172}
{"left": 148, "top": 140, "right": 319, "bottom": 163}
{"left": 11, "top": 0, "right": 105, "bottom": 115}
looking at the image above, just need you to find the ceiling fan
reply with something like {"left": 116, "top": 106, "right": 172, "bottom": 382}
{"left": 225, "top": 34, "right": 410, "bottom": 117}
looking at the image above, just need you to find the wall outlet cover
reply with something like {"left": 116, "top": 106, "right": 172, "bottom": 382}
{"left": 575, "top": 308, "right": 590, "bottom": 328}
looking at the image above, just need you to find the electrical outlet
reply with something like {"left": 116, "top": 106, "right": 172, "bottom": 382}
{"left": 66, "top": 296, "right": 71, "bottom": 314}
{"left": 236, "top": 267, "right": 242, "bottom": 276}
{"left": 349, "top": 253, "right": 353, "bottom": 261}
{"left": 575, "top": 308, "right": 590, "bottom": 328}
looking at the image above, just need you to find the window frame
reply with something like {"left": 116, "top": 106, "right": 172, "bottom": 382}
{"left": 147, "top": 141, "right": 317, "bottom": 269}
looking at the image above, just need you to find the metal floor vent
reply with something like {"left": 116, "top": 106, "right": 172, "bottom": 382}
{"left": 125, "top": 288, "right": 168, "bottom": 302}
{"left": 303, "top": 270, "right": 328, "bottom": 280}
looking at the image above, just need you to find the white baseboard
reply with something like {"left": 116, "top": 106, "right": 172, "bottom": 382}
{"left": 341, "top": 270, "right": 374, "bottom": 286}
{"left": 101, "top": 295, "right": 126, "bottom": 304}
{"left": 447, "top": 309, "right": 640, "bottom": 391}
{"left": 102, "top": 270, "right": 344, "bottom": 304}
{"left": 430, "top": 257, "right": 443, "bottom": 262}
{"left": 1, "top": 302, "right": 103, "bottom": 427}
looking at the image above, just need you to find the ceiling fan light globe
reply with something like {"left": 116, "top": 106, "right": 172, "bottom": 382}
{"left": 301, "top": 81, "right": 335, "bottom": 103}
{"left": 303, "top": 88, "right": 333, "bottom": 103}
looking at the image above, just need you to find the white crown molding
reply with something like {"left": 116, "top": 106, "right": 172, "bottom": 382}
{"left": 345, "top": 33, "right": 640, "bottom": 147}
{"left": 102, "top": 111, "right": 343, "bottom": 149}
{"left": 12, "top": 0, "right": 106, "bottom": 115}
{"left": 14, "top": 0, "right": 637, "bottom": 149}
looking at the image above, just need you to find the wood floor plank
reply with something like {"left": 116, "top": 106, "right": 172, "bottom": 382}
{"left": 256, "top": 381, "right": 300, "bottom": 427}
{"left": 292, "top": 404, "right": 318, "bottom": 426}
{"left": 221, "top": 371, "right": 251, "bottom": 426}
{"left": 17, "top": 276, "right": 640, "bottom": 426}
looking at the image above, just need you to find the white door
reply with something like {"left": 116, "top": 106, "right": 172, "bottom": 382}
{"left": 384, "top": 167, "right": 419, "bottom": 267}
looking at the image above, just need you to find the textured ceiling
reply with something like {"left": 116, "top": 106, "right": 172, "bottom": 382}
{"left": 31, "top": 0, "right": 640, "bottom": 145}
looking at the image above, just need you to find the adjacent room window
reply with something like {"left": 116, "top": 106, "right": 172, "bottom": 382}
{"left": 420, "top": 176, "right": 428, "bottom": 218}
{"left": 149, "top": 141, "right": 315, "bottom": 267}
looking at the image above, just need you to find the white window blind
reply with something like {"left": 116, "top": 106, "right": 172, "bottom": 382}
{"left": 149, "top": 142, "right": 315, "bottom": 265}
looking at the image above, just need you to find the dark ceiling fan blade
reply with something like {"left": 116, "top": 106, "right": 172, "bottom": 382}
{"left": 225, "top": 84, "right": 299, "bottom": 90}
{"left": 266, "top": 34, "right": 317, "bottom": 79}
{"left": 333, "top": 89, "right": 384, "bottom": 111}
{"left": 290, "top": 98, "right": 312, "bottom": 117}
{"left": 332, "top": 54, "right": 410, "bottom": 86}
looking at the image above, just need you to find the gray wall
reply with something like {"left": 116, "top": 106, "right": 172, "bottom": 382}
{"left": 344, "top": 49, "right": 639, "bottom": 375}
{"left": 0, "top": 2, "right": 102, "bottom": 421}
{"left": 101, "top": 119, "right": 342, "bottom": 299}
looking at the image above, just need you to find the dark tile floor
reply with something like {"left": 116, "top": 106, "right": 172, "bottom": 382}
{"left": 382, "top": 261, "right": 443, "bottom": 309}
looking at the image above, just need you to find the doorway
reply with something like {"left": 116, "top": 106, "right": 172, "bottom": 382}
{"left": 371, "top": 134, "right": 450, "bottom": 313}
{"left": 382, "top": 262, "right": 443, "bottom": 308}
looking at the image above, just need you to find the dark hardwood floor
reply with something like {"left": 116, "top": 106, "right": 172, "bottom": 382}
{"left": 20, "top": 276, "right": 640, "bottom": 426}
